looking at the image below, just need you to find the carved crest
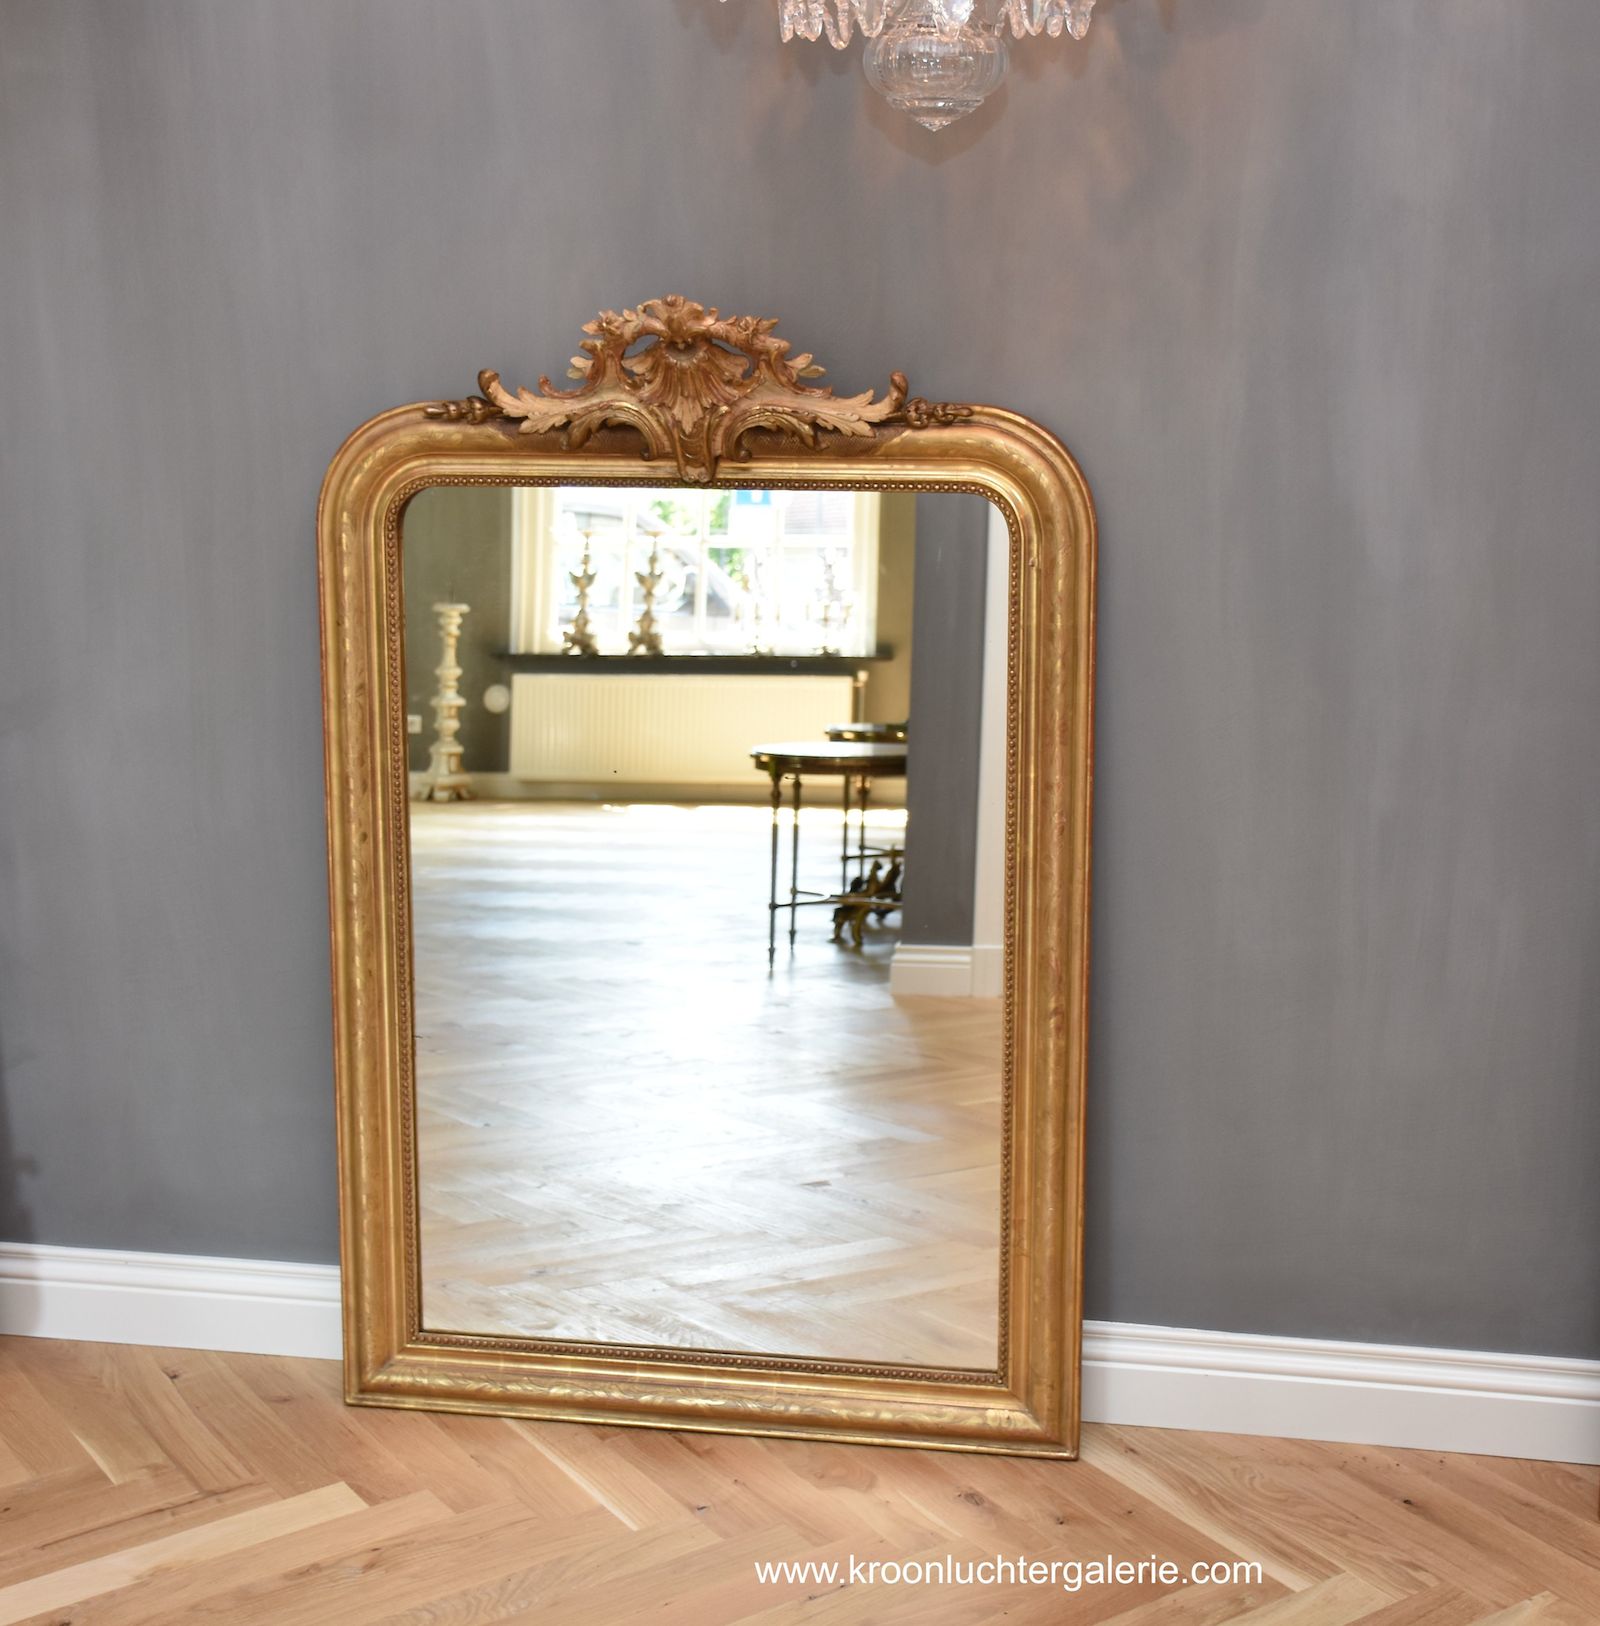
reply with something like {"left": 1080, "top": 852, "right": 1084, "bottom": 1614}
{"left": 425, "top": 296, "right": 970, "bottom": 482}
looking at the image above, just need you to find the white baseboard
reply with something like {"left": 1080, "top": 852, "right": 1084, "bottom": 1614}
{"left": 1083, "top": 1320, "right": 1600, "bottom": 1465}
{"left": 889, "top": 944, "right": 1004, "bottom": 998}
{"left": 2, "top": 1243, "right": 1595, "bottom": 1464}
{"left": 0, "top": 1243, "right": 342, "bottom": 1360}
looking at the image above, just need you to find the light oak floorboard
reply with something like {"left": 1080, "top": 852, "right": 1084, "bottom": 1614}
{"left": 1, "top": 1338, "right": 1595, "bottom": 1624}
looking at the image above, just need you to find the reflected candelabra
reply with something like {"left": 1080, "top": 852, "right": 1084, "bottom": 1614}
{"left": 563, "top": 531, "right": 600, "bottom": 657}
{"left": 815, "top": 551, "right": 852, "bottom": 655}
{"left": 739, "top": 557, "right": 775, "bottom": 656}
{"left": 629, "top": 531, "right": 665, "bottom": 657}
{"left": 416, "top": 601, "right": 474, "bottom": 803}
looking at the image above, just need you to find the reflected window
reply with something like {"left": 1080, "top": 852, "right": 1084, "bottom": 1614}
{"left": 510, "top": 486, "right": 880, "bottom": 656}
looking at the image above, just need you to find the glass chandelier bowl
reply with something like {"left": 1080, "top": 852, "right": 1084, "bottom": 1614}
{"left": 862, "top": 3, "right": 1009, "bottom": 131}
{"left": 727, "top": 0, "right": 1097, "bottom": 130}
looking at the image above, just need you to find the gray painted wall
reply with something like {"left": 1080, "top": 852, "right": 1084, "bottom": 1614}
{"left": 1, "top": 0, "right": 1596, "bottom": 1358}
{"left": 902, "top": 496, "right": 991, "bottom": 945}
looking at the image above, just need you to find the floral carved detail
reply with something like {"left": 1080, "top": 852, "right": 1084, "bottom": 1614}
{"left": 469, "top": 296, "right": 923, "bottom": 483}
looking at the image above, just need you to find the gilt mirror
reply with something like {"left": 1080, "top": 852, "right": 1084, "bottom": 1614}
{"left": 319, "top": 298, "right": 1094, "bottom": 1455}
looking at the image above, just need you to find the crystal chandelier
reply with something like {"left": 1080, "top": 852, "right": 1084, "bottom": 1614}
{"left": 725, "top": 0, "right": 1096, "bottom": 131}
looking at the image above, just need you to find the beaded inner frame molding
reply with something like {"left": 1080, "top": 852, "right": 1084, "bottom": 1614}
{"left": 317, "top": 298, "right": 1096, "bottom": 1456}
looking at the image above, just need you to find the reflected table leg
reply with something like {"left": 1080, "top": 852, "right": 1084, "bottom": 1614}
{"left": 857, "top": 773, "right": 871, "bottom": 877}
{"left": 767, "top": 768, "right": 781, "bottom": 967}
{"left": 840, "top": 772, "right": 852, "bottom": 894}
{"left": 789, "top": 772, "right": 803, "bottom": 950}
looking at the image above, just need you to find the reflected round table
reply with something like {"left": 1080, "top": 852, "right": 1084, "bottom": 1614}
{"left": 824, "top": 721, "right": 908, "bottom": 745}
{"left": 750, "top": 740, "right": 909, "bottom": 965}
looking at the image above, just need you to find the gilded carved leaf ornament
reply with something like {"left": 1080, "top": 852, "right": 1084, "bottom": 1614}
{"left": 426, "top": 295, "right": 969, "bottom": 482}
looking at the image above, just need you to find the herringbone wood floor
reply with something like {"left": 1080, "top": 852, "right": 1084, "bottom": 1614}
{"left": 0, "top": 1337, "right": 1595, "bottom": 1624}
{"left": 411, "top": 802, "right": 1003, "bottom": 1369}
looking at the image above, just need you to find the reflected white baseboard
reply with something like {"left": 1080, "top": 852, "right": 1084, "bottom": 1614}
{"left": 889, "top": 943, "right": 1003, "bottom": 997}
{"left": 972, "top": 945, "right": 1003, "bottom": 998}
{"left": 406, "top": 773, "right": 908, "bottom": 808}
{"left": 2, "top": 1242, "right": 1595, "bottom": 1464}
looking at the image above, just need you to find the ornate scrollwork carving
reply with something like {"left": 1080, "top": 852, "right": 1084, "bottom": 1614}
{"left": 423, "top": 396, "right": 497, "bottom": 425}
{"left": 464, "top": 296, "right": 929, "bottom": 483}
{"left": 901, "top": 394, "right": 976, "bottom": 430}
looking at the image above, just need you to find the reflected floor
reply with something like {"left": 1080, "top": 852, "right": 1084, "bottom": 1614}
{"left": 412, "top": 801, "right": 1002, "bottom": 1370}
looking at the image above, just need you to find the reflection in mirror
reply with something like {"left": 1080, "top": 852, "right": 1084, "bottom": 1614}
{"left": 404, "top": 484, "right": 1004, "bottom": 1370}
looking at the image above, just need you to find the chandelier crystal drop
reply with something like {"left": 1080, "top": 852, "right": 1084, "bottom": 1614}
{"left": 863, "top": 2, "right": 1009, "bottom": 131}
{"left": 725, "top": 0, "right": 1096, "bottom": 129}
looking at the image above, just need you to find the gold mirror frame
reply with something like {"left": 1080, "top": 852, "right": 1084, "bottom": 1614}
{"left": 317, "top": 299, "right": 1096, "bottom": 1457}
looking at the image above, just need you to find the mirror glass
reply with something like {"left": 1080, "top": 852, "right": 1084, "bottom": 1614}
{"left": 403, "top": 483, "right": 1005, "bottom": 1370}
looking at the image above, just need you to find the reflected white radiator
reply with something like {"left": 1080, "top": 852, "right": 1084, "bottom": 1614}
{"left": 510, "top": 673, "right": 855, "bottom": 787}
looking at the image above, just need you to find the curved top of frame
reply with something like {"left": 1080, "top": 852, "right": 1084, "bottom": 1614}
{"left": 318, "top": 296, "right": 1094, "bottom": 564}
